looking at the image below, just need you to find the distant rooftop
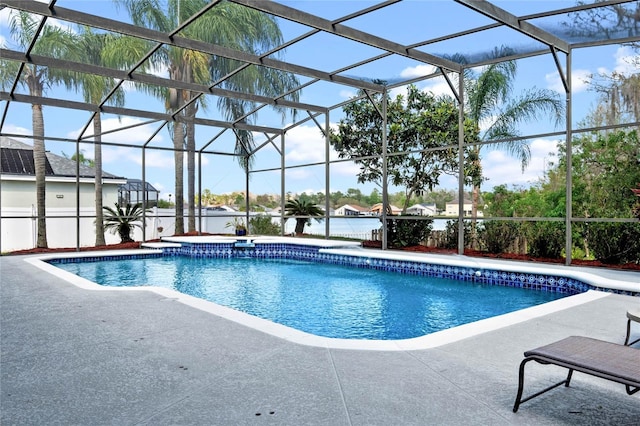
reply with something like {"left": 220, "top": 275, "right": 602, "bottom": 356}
{"left": 0, "top": 137, "right": 123, "bottom": 180}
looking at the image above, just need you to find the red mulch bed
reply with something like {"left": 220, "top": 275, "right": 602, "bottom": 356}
{"left": 362, "top": 240, "right": 640, "bottom": 272}
{"left": 8, "top": 234, "right": 640, "bottom": 272}
{"left": 5, "top": 231, "right": 213, "bottom": 256}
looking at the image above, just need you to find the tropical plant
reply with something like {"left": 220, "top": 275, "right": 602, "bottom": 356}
{"left": 464, "top": 49, "right": 565, "bottom": 218}
{"left": 62, "top": 150, "right": 95, "bottom": 167}
{"left": 477, "top": 221, "right": 520, "bottom": 254}
{"left": 0, "top": 11, "right": 79, "bottom": 248}
{"left": 115, "top": 0, "right": 300, "bottom": 234}
{"left": 103, "top": 202, "right": 148, "bottom": 243}
{"left": 385, "top": 217, "right": 433, "bottom": 248}
{"left": 633, "top": 184, "right": 640, "bottom": 220}
{"left": 249, "top": 214, "right": 281, "bottom": 236}
{"left": 526, "top": 222, "right": 565, "bottom": 259}
{"left": 588, "top": 222, "right": 640, "bottom": 264}
{"left": 442, "top": 220, "right": 475, "bottom": 250}
{"left": 225, "top": 217, "right": 247, "bottom": 233}
{"left": 284, "top": 198, "right": 324, "bottom": 235}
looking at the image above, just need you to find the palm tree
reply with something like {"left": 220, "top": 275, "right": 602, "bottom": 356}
{"left": 285, "top": 198, "right": 324, "bottom": 235}
{"left": 73, "top": 27, "right": 126, "bottom": 246}
{"left": 465, "top": 56, "right": 564, "bottom": 218}
{"left": 115, "top": 0, "right": 300, "bottom": 234}
{"left": 0, "top": 12, "right": 79, "bottom": 248}
{"left": 103, "top": 202, "right": 148, "bottom": 243}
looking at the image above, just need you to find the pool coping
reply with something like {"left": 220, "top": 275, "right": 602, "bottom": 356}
{"left": 24, "top": 242, "right": 636, "bottom": 351}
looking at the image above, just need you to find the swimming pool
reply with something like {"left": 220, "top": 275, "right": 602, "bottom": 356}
{"left": 54, "top": 255, "right": 565, "bottom": 340}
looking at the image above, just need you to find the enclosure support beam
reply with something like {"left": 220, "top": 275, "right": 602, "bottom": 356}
{"left": 381, "top": 89, "right": 389, "bottom": 251}
{"left": 280, "top": 133, "right": 286, "bottom": 236}
{"left": 457, "top": 69, "right": 466, "bottom": 256}
{"left": 325, "top": 111, "right": 331, "bottom": 239}
{"left": 75, "top": 131, "right": 81, "bottom": 252}
{"left": 1, "top": 1, "right": 383, "bottom": 92}
{"left": 455, "top": 0, "right": 569, "bottom": 53}
{"left": 565, "top": 50, "right": 573, "bottom": 265}
{"left": 230, "top": 0, "right": 461, "bottom": 72}
{"left": 197, "top": 151, "right": 202, "bottom": 236}
{"left": 245, "top": 157, "right": 250, "bottom": 233}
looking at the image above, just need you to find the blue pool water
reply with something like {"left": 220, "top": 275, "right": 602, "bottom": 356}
{"left": 55, "top": 256, "right": 565, "bottom": 340}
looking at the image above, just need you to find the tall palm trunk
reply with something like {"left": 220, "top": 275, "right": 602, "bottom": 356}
{"left": 185, "top": 58, "right": 197, "bottom": 232}
{"left": 174, "top": 117, "right": 185, "bottom": 235}
{"left": 94, "top": 115, "right": 106, "bottom": 245}
{"left": 31, "top": 82, "right": 48, "bottom": 248}
{"left": 173, "top": 100, "right": 184, "bottom": 234}
{"left": 186, "top": 105, "right": 196, "bottom": 232}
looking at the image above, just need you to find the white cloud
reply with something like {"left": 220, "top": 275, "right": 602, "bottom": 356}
{"left": 481, "top": 138, "right": 559, "bottom": 188}
{"left": 147, "top": 62, "right": 169, "bottom": 79}
{"left": 67, "top": 117, "right": 165, "bottom": 145}
{"left": 281, "top": 124, "right": 362, "bottom": 182}
{"left": 286, "top": 168, "right": 313, "bottom": 181}
{"left": 546, "top": 69, "right": 591, "bottom": 94}
{"left": 100, "top": 146, "right": 173, "bottom": 169}
{"left": 331, "top": 160, "right": 361, "bottom": 177}
{"left": 1, "top": 123, "right": 30, "bottom": 136}
{"left": 400, "top": 64, "right": 437, "bottom": 79}
{"left": 339, "top": 89, "right": 356, "bottom": 99}
{"left": 613, "top": 45, "right": 638, "bottom": 75}
{"left": 152, "top": 182, "right": 167, "bottom": 194}
{"left": 419, "top": 80, "right": 456, "bottom": 98}
{"left": 284, "top": 125, "right": 326, "bottom": 164}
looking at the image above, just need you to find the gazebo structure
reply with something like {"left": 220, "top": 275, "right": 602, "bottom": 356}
{"left": 0, "top": 0, "right": 638, "bottom": 263}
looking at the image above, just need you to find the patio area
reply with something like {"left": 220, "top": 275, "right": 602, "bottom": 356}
{"left": 1, "top": 254, "right": 639, "bottom": 425}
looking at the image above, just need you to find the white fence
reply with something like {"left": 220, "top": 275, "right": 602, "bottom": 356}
{"left": 0, "top": 207, "right": 260, "bottom": 252}
{"left": 0, "top": 208, "right": 383, "bottom": 252}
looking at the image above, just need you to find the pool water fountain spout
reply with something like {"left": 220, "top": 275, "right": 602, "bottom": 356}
{"left": 233, "top": 238, "right": 255, "bottom": 258}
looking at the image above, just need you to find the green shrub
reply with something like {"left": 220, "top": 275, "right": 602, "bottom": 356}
{"left": 588, "top": 222, "right": 640, "bottom": 264}
{"left": 479, "top": 221, "right": 520, "bottom": 254}
{"left": 385, "top": 217, "right": 433, "bottom": 248}
{"left": 249, "top": 214, "right": 281, "bottom": 235}
{"left": 526, "top": 222, "right": 565, "bottom": 259}
{"left": 442, "top": 220, "right": 474, "bottom": 249}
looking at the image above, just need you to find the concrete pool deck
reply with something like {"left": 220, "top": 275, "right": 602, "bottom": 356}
{"left": 1, "top": 253, "right": 639, "bottom": 425}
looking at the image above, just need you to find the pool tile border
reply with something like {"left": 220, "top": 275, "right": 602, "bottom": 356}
{"left": 46, "top": 241, "right": 639, "bottom": 297}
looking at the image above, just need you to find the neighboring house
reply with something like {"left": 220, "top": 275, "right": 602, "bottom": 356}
{"left": 1, "top": 137, "right": 127, "bottom": 251}
{"left": 1, "top": 137, "right": 126, "bottom": 209}
{"left": 369, "top": 203, "right": 402, "bottom": 215}
{"left": 445, "top": 199, "right": 483, "bottom": 217}
{"left": 206, "top": 205, "right": 237, "bottom": 212}
{"left": 406, "top": 203, "right": 437, "bottom": 216}
{"left": 335, "top": 204, "right": 370, "bottom": 216}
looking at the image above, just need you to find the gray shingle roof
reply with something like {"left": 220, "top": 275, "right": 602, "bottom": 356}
{"left": 0, "top": 136, "right": 123, "bottom": 179}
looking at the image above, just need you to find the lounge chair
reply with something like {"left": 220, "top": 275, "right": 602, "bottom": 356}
{"left": 624, "top": 309, "right": 640, "bottom": 346}
{"left": 513, "top": 336, "right": 640, "bottom": 412}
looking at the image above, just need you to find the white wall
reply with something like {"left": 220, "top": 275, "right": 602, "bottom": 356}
{"left": 0, "top": 208, "right": 274, "bottom": 252}
{"left": 1, "top": 178, "right": 121, "bottom": 209}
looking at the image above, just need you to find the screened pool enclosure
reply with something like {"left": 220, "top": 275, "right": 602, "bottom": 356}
{"left": 0, "top": 0, "right": 638, "bottom": 264}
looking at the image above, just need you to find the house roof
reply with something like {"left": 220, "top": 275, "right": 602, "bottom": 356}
{"left": 408, "top": 203, "right": 437, "bottom": 209}
{"left": 370, "top": 203, "right": 402, "bottom": 212}
{"left": 338, "top": 204, "right": 369, "bottom": 212}
{"left": 1, "top": 137, "right": 123, "bottom": 180}
{"left": 119, "top": 178, "right": 159, "bottom": 192}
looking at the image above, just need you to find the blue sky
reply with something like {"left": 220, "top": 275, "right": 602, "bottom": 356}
{"left": 1, "top": 1, "right": 637, "bottom": 201}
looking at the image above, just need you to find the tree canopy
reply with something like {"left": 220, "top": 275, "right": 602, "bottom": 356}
{"left": 329, "top": 85, "right": 481, "bottom": 213}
